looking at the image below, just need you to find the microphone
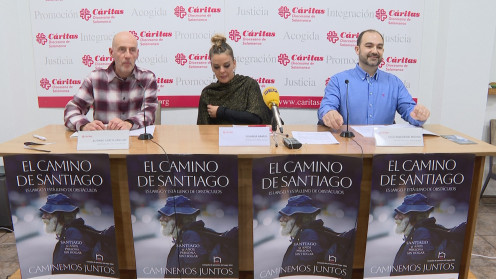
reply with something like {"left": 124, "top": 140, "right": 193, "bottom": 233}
{"left": 137, "top": 81, "right": 153, "bottom": 140}
{"left": 263, "top": 87, "right": 283, "bottom": 133}
{"left": 340, "top": 79, "right": 355, "bottom": 138}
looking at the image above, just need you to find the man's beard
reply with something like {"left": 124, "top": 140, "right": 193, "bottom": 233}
{"left": 360, "top": 53, "right": 382, "bottom": 67}
{"left": 43, "top": 216, "right": 61, "bottom": 235}
{"left": 395, "top": 216, "right": 411, "bottom": 235}
{"left": 161, "top": 219, "right": 177, "bottom": 238}
{"left": 280, "top": 218, "right": 299, "bottom": 237}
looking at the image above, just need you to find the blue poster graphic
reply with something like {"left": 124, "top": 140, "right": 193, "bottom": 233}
{"left": 3, "top": 154, "right": 119, "bottom": 278}
{"left": 252, "top": 155, "right": 362, "bottom": 279}
{"left": 126, "top": 154, "right": 239, "bottom": 279}
{"left": 364, "top": 153, "right": 475, "bottom": 279}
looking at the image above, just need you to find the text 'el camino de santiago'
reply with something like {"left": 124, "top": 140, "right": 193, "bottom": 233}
{"left": 16, "top": 159, "right": 104, "bottom": 190}
{"left": 262, "top": 159, "right": 354, "bottom": 195}
{"left": 137, "top": 159, "right": 230, "bottom": 192}
{"left": 380, "top": 158, "right": 467, "bottom": 191}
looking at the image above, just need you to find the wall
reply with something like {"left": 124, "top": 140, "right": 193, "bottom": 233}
{"left": 1, "top": 0, "right": 496, "bottom": 146}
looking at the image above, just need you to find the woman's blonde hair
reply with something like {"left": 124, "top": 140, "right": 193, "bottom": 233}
{"left": 209, "top": 34, "right": 234, "bottom": 60}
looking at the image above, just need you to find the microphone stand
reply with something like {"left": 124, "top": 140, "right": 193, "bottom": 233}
{"left": 340, "top": 79, "right": 355, "bottom": 138}
{"left": 270, "top": 106, "right": 287, "bottom": 147}
{"left": 138, "top": 81, "right": 153, "bottom": 140}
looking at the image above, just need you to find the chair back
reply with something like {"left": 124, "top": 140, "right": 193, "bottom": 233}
{"left": 154, "top": 101, "right": 161, "bottom": 125}
{"left": 482, "top": 119, "right": 496, "bottom": 197}
{"left": 488, "top": 119, "right": 496, "bottom": 171}
{"left": 491, "top": 119, "right": 496, "bottom": 145}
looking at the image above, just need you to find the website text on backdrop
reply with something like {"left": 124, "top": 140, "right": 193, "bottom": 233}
{"left": 197, "top": 34, "right": 270, "bottom": 125}
{"left": 63, "top": 31, "right": 158, "bottom": 131}
{"left": 317, "top": 29, "right": 430, "bottom": 130}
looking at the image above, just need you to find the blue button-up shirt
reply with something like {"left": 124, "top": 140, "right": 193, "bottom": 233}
{"left": 318, "top": 64, "right": 424, "bottom": 126}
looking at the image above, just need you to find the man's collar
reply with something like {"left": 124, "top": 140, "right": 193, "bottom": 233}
{"left": 354, "top": 63, "right": 379, "bottom": 81}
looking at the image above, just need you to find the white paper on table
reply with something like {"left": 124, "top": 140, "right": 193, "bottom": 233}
{"left": 77, "top": 130, "right": 130, "bottom": 150}
{"left": 374, "top": 126, "right": 424, "bottom": 146}
{"left": 129, "top": 125, "right": 155, "bottom": 137}
{"left": 219, "top": 126, "right": 270, "bottom": 146}
{"left": 291, "top": 131, "right": 339, "bottom": 144}
{"left": 351, "top": 125, "right": 386, "bottom": 138}
{"left": 352, "top": 124, "right": 438, "bottom": 138}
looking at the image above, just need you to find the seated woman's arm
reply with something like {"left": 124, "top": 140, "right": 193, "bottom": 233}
{"left": 216, "top": 106, "right": 262, "bottom": 124}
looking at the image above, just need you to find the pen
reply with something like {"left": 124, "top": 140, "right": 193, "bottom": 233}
{"left": 33, "top": 134, "right": 47, "bottom": 141}
{"left": 24, "top": 145, "right": 51, "bottom": 152}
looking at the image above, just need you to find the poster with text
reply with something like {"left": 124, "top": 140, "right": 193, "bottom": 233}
{"left": 126, "top": 154, "right": 239, "bottom": 279}
{"left": 4, "top": 154, "right": 119, "bottom": 278}
{"left": 252, "top": 155, "right": 362, "bottom": 279}
{"left": 364, "top": 154, "right": 475, "bottom": 279}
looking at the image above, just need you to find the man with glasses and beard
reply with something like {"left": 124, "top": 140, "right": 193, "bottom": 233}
{"left": 39, "top": 193, "right": 93, "bottom": 274}
{"left": 278, "top": 195, "right": 333, "bottom": 277}
{"left": 391, "top": 193, "right": 439, "bottom": 276}
{"left": 158, "top": 195, "right": 212, "bottom": 277}
{"left": 318, "top": 29, "right": 430, "bottom": 130}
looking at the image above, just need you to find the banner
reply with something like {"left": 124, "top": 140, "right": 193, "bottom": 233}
{"left": 363, "top": 154, "right": 475, "bottom": 279}
{"left": 3, "top": 154, "right": 119, "bottom": 278}
{"left": 126, "top": 154, "right": 239, "bottom": 279}
{"left": 252, "top": 155, "right": 362, "bottom": 279}
{"left": 30, "top": 0, "right": 425, "bottom": 109}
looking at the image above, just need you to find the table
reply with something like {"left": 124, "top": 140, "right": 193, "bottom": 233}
{"left": 1, "top": 124, "right": 494, "bottom": 279}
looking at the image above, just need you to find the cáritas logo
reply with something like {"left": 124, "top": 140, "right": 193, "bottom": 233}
{"left": 327, "top": 31, "right": 359, "bottom": 46}
{"left": 175, "top": 53, "right": 209, "bottom": 69}
{"left": 278, "top": 54, "right": 290, "bottom": 66}
{"left": 81, "top": 54, "right": 113, "bottom": 67}
{"left": 36, "top": 33, "right": 79, "bottom": 48}
{"left": 327, "top": 31, "right": 339, "bottom": 43}
{"left": 129, "top": 30, "right": 173, "bottom": 40}
{"left": 82, "top": 55, "right": 94, "bottom": 67}
{"left": 376, "top": 8, "right": 420, "bottom": 23}
{"left": 157, "top": 77, "right": 174, "bottom": 84}
{"left": 80, "top": 8, "right": 91, "bottom": 21}
{"left": 229, "top": 29, "right": 275, "bottom": 44}
{"left": 278, "top": 6, "right": 325, "bottom": 20}
{"left": 379, "top": 56, "right": 417, "bottom": 72}
{"left": 375, "top": 9, "right": 387, "bottom": 21}
{"left": 175, "top": 53, "right": 187, "bottom": 66}
{"left": 40, "top": 78, "right": 51, "bottom": 90}
{"left": 278, "top": 54, "right": 324, "bottom": 66}
{"left": 36, "top": 33, "right": 48, "bottom": 45}
{"left": 40, "top": 78, "right": 81, "bottom": 91}
{"left": 229, "top": 30, "right": 241, "bottom": 42}
{"left": 278, "top": 6, "right": 291, "bottom": 19}
{"left": 255, "top": 77, "right": 275, "bottom": 84}
{"left": 80, "top": 8, "right": 124, "bottom": 22}
{"left": 386, "top": 56, "right": 417, "bottom": 64}
{"left": 174, "top": 6, "right": 221, "bottom": 20}
{"left": 379, "top": 58, "right": 386, "bottom": 68}
{"left": 174, "top": 6, "right": 187, "bottom": 18}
